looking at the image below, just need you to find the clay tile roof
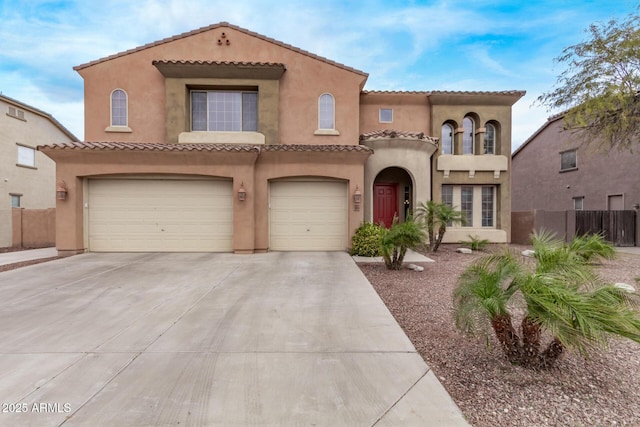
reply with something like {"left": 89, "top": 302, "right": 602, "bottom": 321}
{"left": 361, "top": 90, "right": 430, "bottom": 95}
{"left": 429, "top": 90, "right": 526, "bottom": 96}
{"left": 359, "top": 129, "right": 439, "bottom": 144}
{"left": 152, "top": 59, "right": 285, "bottom": 67}
{"left": 74, "top": 22, "right": 368, "bottom": 77}
{"left": 36, "top": 141, "right": 261, "bottom": 153}
{"left": 261, "top": 144, "right": 373, "bottom": 153}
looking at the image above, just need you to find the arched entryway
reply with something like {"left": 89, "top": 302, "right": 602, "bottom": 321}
{"left": 373, "top": 167, "right": 413, "bottom": 227}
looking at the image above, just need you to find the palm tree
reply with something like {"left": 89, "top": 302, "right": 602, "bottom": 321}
{"left": 379, "top": 216, "right": 426, "bottom": 270}
{"left": 454, "top": 231, "right": 640, "bottom": 369}
{"left": 415, "top": 201, "right": 465, "bottom": 252}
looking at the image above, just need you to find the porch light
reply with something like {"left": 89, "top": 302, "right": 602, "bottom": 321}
{"left": 238, "top": 182, "right": 247, "bottom": 202}
{"left": 56, "top": 181, "right": 68, "bottom": 201}
{"left": 353, "top": 185, "right": 362, "bottom": 210}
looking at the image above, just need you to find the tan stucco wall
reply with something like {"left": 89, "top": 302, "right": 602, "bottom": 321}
{"left": 42, "top": 148, "right": 369, "bottom": 254}
{"left": 361, "top": 139, "right": 438, "bottom": 222}
{"left": 79, "top": 26, "right": 366, "bottom": 145}
{"left": 359, "top": 92, "right": 431, "bottom": 135}
{"left": 430, "top": 101, "right": 515, "bottom": 242}
{"left": 0, "top": 98, "right": 74, "bottom": 247}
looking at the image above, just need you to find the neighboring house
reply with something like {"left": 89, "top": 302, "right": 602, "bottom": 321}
{"left": 39, "top": 22, "right": 524, "bottom": 255}
{"left": 0, "top": 94, "right": 77, "bottom": 247}
{"left": 512, "top": 114, "right": 640, "bottom": 212}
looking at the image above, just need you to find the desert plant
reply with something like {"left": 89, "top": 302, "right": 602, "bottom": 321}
{"left": 379, "top": 216, "right": 426, "bottom": 270}
{"left": 415, "top": 201, "right": 465, "bottom": 252}
{"left": 454, "top": 231, "right": 640, "bottom": 369}
{"left": 460, "top": 235, "right": 490, "bottom": 251}
{"left": 350, "top": 222, "right": 385, "bottom": 257}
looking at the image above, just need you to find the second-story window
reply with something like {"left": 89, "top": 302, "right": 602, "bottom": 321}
{"left": 484, "top": 123, "right": 496, "bottom": 154}
{"left": 191, "top": 91, "right": 258, "bottom": 131}
{"left": 463, "top": 116, "right": 474, "bottom": 154}
{"left": 379, "top": 108, "right": 393, "bottom": 123}
{"left": 441, "top": 123, "right": 453, "bottom": 154}
{"left": 560, "top": 149, "right": 577, "bottom": 171}
{"left": 318, "top": 93, "right": 335, "bottom": 130}
{"left": 111, "top": 89, "right": 128, "bottom": 127}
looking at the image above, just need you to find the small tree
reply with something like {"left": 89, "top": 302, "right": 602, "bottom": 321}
{"left": 415, "top": 201, "right": 465, "bottom": 252}
{"left": 379, "top": 216, "right": 426, "bottom": 270}
{"left": 454, "top": 231, "right": 640, "bottom": 369}
{"left": 538, "top": 13, "right": 640, "bottom": 151}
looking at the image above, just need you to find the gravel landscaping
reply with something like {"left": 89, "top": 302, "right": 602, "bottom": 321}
{"left": 360, "top": 244, "right": 640, "bottom": 427}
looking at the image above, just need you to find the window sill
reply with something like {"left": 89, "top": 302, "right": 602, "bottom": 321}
{"left": 314, "top": 129, "right": 340, "bottom": 136}
{"left": 559, "top": 167, "right": 578, "bottom": 173}
{"left": 16, "top": 164, "right": 37, "bottom": 170}
{"left": 105, "top": 126, "right": 132, "bottom": 133}
{"left": 6, "top": 113, "right": 27, "bottom": 122}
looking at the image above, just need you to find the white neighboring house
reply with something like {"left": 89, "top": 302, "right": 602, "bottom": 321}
{"left": 0, "top": 94, "right": 78, "bottom": 247}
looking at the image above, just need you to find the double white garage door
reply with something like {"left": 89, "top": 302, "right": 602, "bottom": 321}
{"left": 88, "top": 179, "right": 347, "bottom": 252}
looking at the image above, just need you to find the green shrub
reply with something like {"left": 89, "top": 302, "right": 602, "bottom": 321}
{"left": 350, "top": 222, "right": 385, "bottom": 257}
{"left": 459, "top": 235, "right": 490, "bottom": 251}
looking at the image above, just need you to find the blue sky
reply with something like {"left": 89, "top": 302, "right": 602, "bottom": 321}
{"left": 1, "top": 0, "right": 638, "bottom": 150}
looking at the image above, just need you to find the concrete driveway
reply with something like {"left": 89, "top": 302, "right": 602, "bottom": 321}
{"left": 0, "top": 252, "right": 467, "bottom": 426}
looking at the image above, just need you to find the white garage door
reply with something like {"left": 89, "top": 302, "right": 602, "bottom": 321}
{"left": 270, "top": 181, "right": 347, "bottom": 251}
{"left": 88, "top": 179, "right": 233, "bottom": 252}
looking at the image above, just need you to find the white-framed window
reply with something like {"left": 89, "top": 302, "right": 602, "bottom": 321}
{"left": 461, "top": 186, "right": 474, "bottom": 226}
{"left": 443, "top": 185, "right": 497, "bottom": 229}
{"left": 482, "top": 186, "right": 494, "bottom": 226}
{"left": 110, "top": 89, "right": 128, "bottom": 127}
{"left": 560, "top": 149, "right": 577, "bottom": 171}
{"left": 318, "top": 93, "right": 335, "bottom": 130}
{"left": 441, "top": 123, "right": 453, "bottom": 155}
{"left": 17, "top": 144, "right": 35, "bottom": 167}
{"left": 191, "top": 91, "right": 258, "bottom": 131}
{"left": 484, "top": 123, "right": 496, "bottom": 154}
{"left": 379, "top": 108, "right": 393, "bottom": 123}
{"left": 573, "top": 196, "right": 584, "bottom": 210}
{"left": 10, "top": 194, "right": 21, "bottom": 208}
{"left": 462, "top": 116, "right": 475, "bottom": 154}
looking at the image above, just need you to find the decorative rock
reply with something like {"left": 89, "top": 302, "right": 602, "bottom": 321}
{"left": 406, "top": 264, "right": 425, "bottom": 272}
{"left": 522, "top": 250, "right": 536, "bottom": 257}
{"left": 456, "top": 248, "right": 473, "bottom": 254}
{"left": 614, "top": 282, "right": 636, "bottom": 293}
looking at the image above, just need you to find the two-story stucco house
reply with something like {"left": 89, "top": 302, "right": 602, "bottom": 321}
{"left": 38, "top": 22, "right": 524, "bottom": 255}
{"left": 0, "top": 95, "right": 77, "bottom": 247}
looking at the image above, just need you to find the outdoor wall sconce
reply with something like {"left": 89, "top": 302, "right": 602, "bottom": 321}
{"left": 56, "top": 181, "right": 68, "bottom": 201}
{"left": 633, "top": 203, "right": 640, "bottom": 210}
{"left": 353, "top": 185, "right": 362, "bottom": 211}
{"left": 238, "top": 183, "right": 247, "bottom": 202}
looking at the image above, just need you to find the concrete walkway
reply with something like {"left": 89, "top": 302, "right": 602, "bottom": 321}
{"left": 0, "top": 252, "right": 468, "bottom": 426}
{"left": 0, "top": 247, "right": 58, "bottom": 266}
{"left": 616, "top": 247, "right": 640, "bottom": 255}
{"left": 352, "top": 249, "right": 434, "bottom": 264}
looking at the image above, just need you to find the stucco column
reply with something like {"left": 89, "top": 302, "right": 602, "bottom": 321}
{"left": 56, "top": 175, "right": 85, "bottom": 256}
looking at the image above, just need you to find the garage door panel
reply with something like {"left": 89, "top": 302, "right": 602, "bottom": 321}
{"left": 89, "top": 179, "right": 233, "bottom": 252}
{"left": 270, "top": 181, "right": 347, "bottom": 251}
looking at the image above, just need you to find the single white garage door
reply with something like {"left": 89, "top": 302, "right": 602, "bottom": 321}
{"left": 88, "top": 179, "right": 233, "bottom": 252}
{"left": 270, "top": 181, "right": 347, "bottom": 251}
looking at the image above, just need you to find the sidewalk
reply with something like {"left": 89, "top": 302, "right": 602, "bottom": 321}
{"left": 616, "top": 247, "right": 640, "bottom": 255}
{"left": 0, "top": 247, "right": 58, "bottom": 267}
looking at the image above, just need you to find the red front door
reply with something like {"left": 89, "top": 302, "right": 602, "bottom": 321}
{"left": 373, "top": 184, "right": 397, "bottom": 228}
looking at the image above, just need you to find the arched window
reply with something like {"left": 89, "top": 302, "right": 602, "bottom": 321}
{"left": 111, "top": 89, "right": 128, "bottom": 127}
{"left": 484, "top": 123, "right": 496, "bottom": 154}
{"left": 318, "top": 93, "right": 335, "bottom": 130}
{"left": 462, "top": 116, "right": 474, "bottom": 154}
{"left": 441, "top": 123, "right": 453, "bottom": 154}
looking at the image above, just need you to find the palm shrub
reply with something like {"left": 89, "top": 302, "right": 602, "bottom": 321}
{"left": 379, "top": 216, "right": 426, "bottom": 270}
{"left": 460, "top": 234, "right": 491, "bottom": 251}
{"left": 415, "top": 201, "right": 465, "bottom": 252}
{"left": 350, "top": 222, "right": 385, "bottom": 257}
{"left": 454, "top": 231, "right": 640, "bottom": 369}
